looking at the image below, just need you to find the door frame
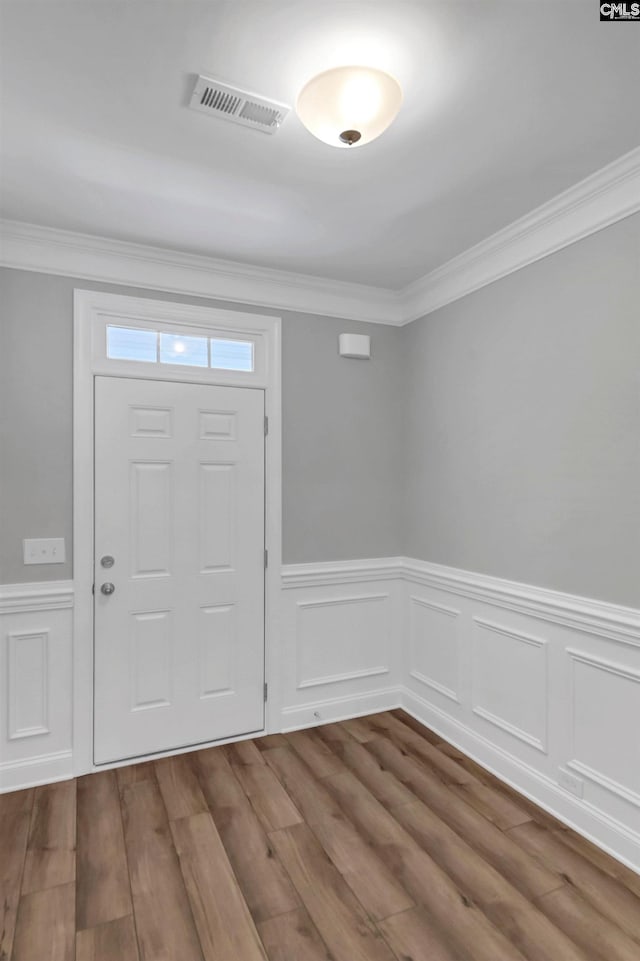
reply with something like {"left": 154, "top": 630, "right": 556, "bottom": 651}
{"left": 73, "top": 289, "right": 282, "bottom": 776}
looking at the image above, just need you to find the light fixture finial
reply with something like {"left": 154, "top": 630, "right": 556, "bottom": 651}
{"left": 296, "top": 66, "right": 402, "bottom": 149}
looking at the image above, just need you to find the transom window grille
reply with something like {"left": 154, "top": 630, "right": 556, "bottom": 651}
{"left": 106, "top": 325, "right": 255, "bottom": 372}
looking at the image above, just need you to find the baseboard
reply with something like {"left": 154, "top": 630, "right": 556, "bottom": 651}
{"left": 280, "top": 686, "right": 403, "bottom": 732}
{"left": 0, "top": 749, "right": 74, "bottom": 793}
{"left": 402, "top": 688, "right": 640, "bottom": 876}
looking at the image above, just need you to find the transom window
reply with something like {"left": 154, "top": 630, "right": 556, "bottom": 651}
{"left": 106, "top": 324, "right": 255, "bottom": 372}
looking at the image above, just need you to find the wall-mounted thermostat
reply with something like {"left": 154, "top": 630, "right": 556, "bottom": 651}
{"left": 339, "top": 333, "right": 371, "bottom": 359}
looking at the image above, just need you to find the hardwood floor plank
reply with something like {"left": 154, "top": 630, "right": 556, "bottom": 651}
{"left": 154, "top": 755, "right": 208, "bottom": 820}
{"left": 555, "top": 828, "right": 640, "bottom": 900}
{"left": 437, "top": 742, "right": 567, "bottom": 832}
{"left": 194, "top": 747, "right": 249, "bottom": 807}
{"left": 198, "top": 750, "right": 300, "bottom": 924}
{"left": 252, "top": 734, "right": 289, "bottom": 751}
{"left": 366, "top": 736, "right": 561, "bottom": 899}
{"left": 269, "top": 822, "right": 397, "bottom": 961}
{"left": 508, "top": 821, "right": 640, "bottom": 944}
{"left": 12, "top": 882, "right": 75, "bottom": 961}
{"left": 349, "top": 711, "right": 408, "bottom": 738}
{"left": 394, "top": 801, "right": 587, "bottom": 961}
{"left": 227, "top": 738, "right": 268, "bottom": 766}
{"left": 311, "top": 720, "right": 353, "bottom": 744}
{"left": 536, "top": 884, "right": 640, "bottom": 961}
{"left": 22, "top": 780, "right": 76, "bottom": 893}
{"left": 120, "top": 777, "right": 168, "bottom": 835}
{"left": 227, "top": 741, "right": 303, "bottom": 832}
{"left": 76, "top": 770, "right": 132, "bottom": 930}
{"left": 339, "top": 716, "right": 377, "bottom": 742}
{"left": 76, "top": 915, "right": 140, "bottom": 961}
{"left": 265, "top": 742, "right": 412, "bottom": 919}
{"left": 171, "top": 812, "right": 267, "bottom": 961}
{"left": 121, "top": 778, "right": 203, "bottom": 961}
{"left": 307, "top": 805, "right": 414, "bottom": 921}
{"left": 359, "top": 712, "right": 476, "bottom": 784}
{"left": 262, "top": 746, "right": 342, "bottom": 825}
{"left": 389, "top": 709, "right": 445, "bottom": 744}
{"left": 318, "top": 724, "right": 416, "bottom": 808}
{"left": 257, "top": 908, "right": 333, "bottom": 961}
{"left": 381, "top": 713, "right": 541, "bottom": 832}
{"left": 115, "top": 761, "right": 156, "bottom": 788}
{"left": 451, "top": 778, "right": 532, "bottom": 830}
{"left": 377, "top": 905, "right": 468, "bottom": 961}
{"left": 0, "top": 789, "right": 34, "bottom": 961}
{"left": 284, "top": 728, "right": 346, "bottom": 778}
{"left": 323, "top": 770, "right": 528, "bottom": 961}
{"left": 377, "top": 714, "right": 538, "bottom": 832}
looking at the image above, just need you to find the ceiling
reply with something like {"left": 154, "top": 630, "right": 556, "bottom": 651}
{"left": 1, "top": 0, "right": 639, "bottom": 289}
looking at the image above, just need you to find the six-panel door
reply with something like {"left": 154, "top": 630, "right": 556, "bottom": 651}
{"left": 93, "top": 376, "right": 265, "bottom": 763}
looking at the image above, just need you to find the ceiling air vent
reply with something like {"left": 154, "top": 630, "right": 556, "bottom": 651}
{"left": 189, "top": 75, "right": 290, "bottom": 134}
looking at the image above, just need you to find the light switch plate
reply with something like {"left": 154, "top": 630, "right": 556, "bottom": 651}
{"left": 23, "top": 537, "right": 66, "bottom": 565}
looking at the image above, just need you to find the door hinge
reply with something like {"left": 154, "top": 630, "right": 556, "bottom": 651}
{"left": 264, "top": 549, "right": 268, "bottom": 568}
{"left": 264, "top": 681, "right": 268, "bottom": 702}
{"left": 264, "top": 415, "right": 269, "bottom": 436}
{"left": 91, "top": 584, "right": 95, "bottom": 595}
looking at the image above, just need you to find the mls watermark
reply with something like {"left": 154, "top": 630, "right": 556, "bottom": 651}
{"left": 600, "top": 2, "right": 640, "bottom": 19}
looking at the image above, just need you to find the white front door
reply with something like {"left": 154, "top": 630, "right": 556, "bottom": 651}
{"left": 93, "top": 376, "right": 265, "bottom": 764}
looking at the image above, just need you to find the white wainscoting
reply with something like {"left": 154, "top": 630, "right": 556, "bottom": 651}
{"left": 401, "top": 557, "right": 640, "bottom": 875}
{"left": 3, "top": 561, "right": 640, "bottom": 877}
{"left": 0, "top": 581, "right": 74, "bottom": 791}
{"left": 280, "top": 560, "right": 404, "bottom": 730}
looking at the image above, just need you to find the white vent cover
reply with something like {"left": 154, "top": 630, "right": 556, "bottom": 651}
{"left": 189, "top": 75, "right": 290, "bottom": 134}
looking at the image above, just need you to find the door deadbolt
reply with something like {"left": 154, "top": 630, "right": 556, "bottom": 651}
{"left": 101, "top": 582, "right": 115, "bottom": 596}
{"left": 100, "top": 555, "right": 115, "bottom": 568}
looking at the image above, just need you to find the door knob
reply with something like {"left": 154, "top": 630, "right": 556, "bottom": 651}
{"left": 101, "top": 582, "right": 115, "bottom": 596}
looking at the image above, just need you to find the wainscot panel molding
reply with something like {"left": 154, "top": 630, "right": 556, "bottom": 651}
{"left": 399, "top": 556, "right": 640, "bottom": 875}
{"left": 400, "top": 144, "right": 640, "bottom": 322}
{"left": 0, "top": 579, "right": 74, "bottom": 614}
{"left": 0, "top": 580, "right": 74, "bottom": 791}
{"left": 401, "top": 557, "right": 640, "bottom": 648}
{"left": 281, "top": 556, "right": 405, "bottom": 589}
{"left": 279, "top": 559, "right": 405, "bottom": 731}
{"left": 2, "top": 146, "right": 638, "bottom": 325}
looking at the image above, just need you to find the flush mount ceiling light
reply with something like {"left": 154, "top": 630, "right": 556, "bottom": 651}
{"left": 296, "top": 66, "right": 402, "bottom": 148}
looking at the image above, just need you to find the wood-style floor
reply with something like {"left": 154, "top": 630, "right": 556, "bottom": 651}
{"left": 2, "top": 711, "right": 640, "bottom": 961}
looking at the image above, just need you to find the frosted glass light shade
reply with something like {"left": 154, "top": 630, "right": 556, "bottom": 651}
{"left": 296, "top": 66, "right": 402, "bottom": 148}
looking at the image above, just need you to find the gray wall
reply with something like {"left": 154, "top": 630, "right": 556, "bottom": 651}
{"left": 283, "top": 313, "right": 403, "bottom": 563}
{"left": 0, "top": 269, "right": 404, "bottom": 582}
{"left": 401, "top": 213, "right": 640, "bottom": 607}
{"left": 2, "top": 214, "right": 638, "bottom": 605}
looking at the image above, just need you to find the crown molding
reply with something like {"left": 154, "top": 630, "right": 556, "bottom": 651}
{"left": 0, "top": 219, "right": 404, "bottom": 326}
{"left": 1, "top": 147, "right": 638, "bottom": 326}
{"left": 400, "top": 146, "right": 640, "bottom": 323}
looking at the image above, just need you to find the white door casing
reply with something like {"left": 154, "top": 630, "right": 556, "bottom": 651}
{"left": 73, "top": 290, "right": 281, "bottom": 776}
{"left": 94, "top": 377, "right": 265, "bottom": 763}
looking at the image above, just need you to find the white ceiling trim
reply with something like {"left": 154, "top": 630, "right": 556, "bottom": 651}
{"left": 399, "top": 145, "right": 640, "bottom": 324}
{"left": 1, "top": 146, "right": 638, "bottom": 326}
{"left": 0, "top": 219, "right": 403, "bottom": 325}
